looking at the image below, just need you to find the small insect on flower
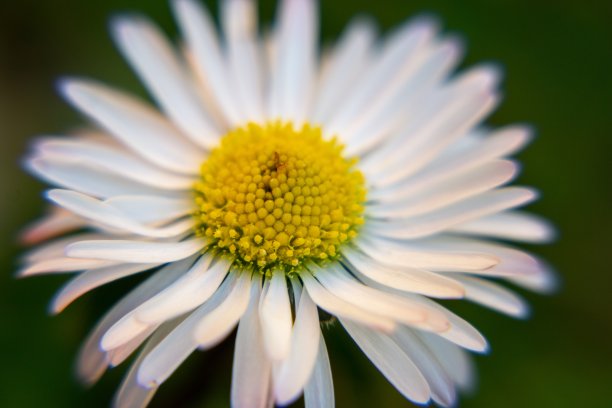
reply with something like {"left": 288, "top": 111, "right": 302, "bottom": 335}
{"left": 20, "top": 0, "right": 556, "bottom": 407}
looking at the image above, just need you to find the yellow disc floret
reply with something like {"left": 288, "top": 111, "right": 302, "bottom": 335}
{"left": 194, "top": 121, "right": 366, "bottom": 274}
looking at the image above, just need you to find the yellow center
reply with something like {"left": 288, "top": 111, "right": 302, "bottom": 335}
{"left": 193, "top": 121, "right": 366, "bottom": 274}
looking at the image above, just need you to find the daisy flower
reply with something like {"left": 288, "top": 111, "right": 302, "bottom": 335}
{"left": 20, "top": 0, "right": 555, "bottom": 406}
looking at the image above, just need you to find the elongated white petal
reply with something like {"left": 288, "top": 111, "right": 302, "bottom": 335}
{"left": 20, "top": 208, "right": 87, "bottom": 245}
{"left": 274, "top": 287, "right": 320, "bottom": 405}
{"left": 304, "top": 332, "right": 334, "bottom": 408}
{"left": 416, "top": 236, "right": 550, "bottom": 279}
{"left": 26, "top": 157, "right": 172, "bottom": 199}
{"left": 137, "top": 273, "right": 237, "bottom": 387}
{"left": 505, "top": 259, "right": 558, "bottom": 294}
{"left": 51, "top": 263, "right": 159, "bottom": 313}
{"left": 452, "top": 275, "right": 529, "bottom": 318}
{"left": 370, "top": 160, "right": 518, "bottom": 217}
{"left": 259, "top": 270, "right": 292, "bottom": 361}
{"left": 112, "top": 326, "right": 172, "bottom": 408}
{"left": 48, "top": 189, "right": 193, "bottom": 238}
{"left": 105, "top": 195, "right": 193, "bottom": 225}
{"left": 60, "top": 79, "right": 202, "bottom": 174}
{"left": 311, "top": 18, "right": 375, "bottom": 123}
{"left": 413, "top": 296, "right": 488, "bottom": 352}
{"left": 100, "top": 255, "right": 224, "bottom": 350}
{"left": 315, "top": 266, "right": 449, "bottom": 332}
{"left": 112, "top": 17, "right": 219, "bottom": 148}
{"left": 302, "top": 272, "right": 395, "bottom": 332}
{"left": 392, "top": 327, "right": 456, "bottom": 407}
{"left": 345, "top": 37, "right": 464, "bottom": 157}
{"left": 268, "top": 0, "right": 318, "bottom": 122}
{"left": 371, "top": 187, "right": 537, "bottom": 239}
{"left": 172, "top": 0, "right": 242, "bottom": 126}
{"left": 231, "top": 279, "right": 273, "bottom": 408}
{"left": 357, "top": 236, "right": 500, "bottom": 272}
{"left": 359, "top": 276, "right": 488, "bottom": 352}
{"left": 194, "top": 272, "right": 252, "bottom": 348}
{"left": 324, "top": 17, "right": 436, "bottom": 137}
{"left": 451, "top": 211, "right": 556, "bottom": 243}
{"left": 33, "top": 138, "right": 195, "bottom": 190}
{"left": 66, "top": 238, "right": 205, "bottom": 263}
{"left": 221, "top": 0, "right": 265, "bottom": 122}
{"left": 367, "top": 125, "right": 533, "bottom": 202}
{"left": 18, "top": 257, "right": 117, "bottom": 277}
{"left": 76, "top": 257, "right": 191, "bottom": 384}
{"left": 417, "top": 332, "right": 476, "bottom": 392}
{"left": 341, "top": 319, "right": 431, "bottom": 404}
{"left": 106, "top": 324, "right": 158, "bottom": 368}
{"left": 135, "top": 256, "right": 229, "bottom": 324}
{"left": 343, "top": 248, "right": 465, "bottom": 298}
{"left": 363, "top": 67, "right": 500, "bottom": 185}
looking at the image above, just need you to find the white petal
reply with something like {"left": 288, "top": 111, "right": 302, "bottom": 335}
{"left": 75, "top": 258, "right": 190, "bottom": 384}
{"left": 268, "top": 0, "right": 318, "bottom": 122}
{"left": 344, "top": 37, "right": 464, "bottom": 157}
{"left": 112, "top": 17, "right": 220, "bottom": 148}
{"left": 301, "top": 272, "right": 395, "bottom": 332}
{"left": 20, "top": 208, "right": 87, "bottom": 245}
{"left": 452, "top": 275, "right": 529, "bottom": 318}
{"left": 450, "top": 211, "right": 556, "bottom": 243}
{"left": 505, "top": 259, "right": 558, "bottom": 294}
{"left": 274, "top": 287, "right": 320, "bottom": 405}
{"left": 368, "top": 125, "right": 533, "bottom": 202}
{"left": 172, "top": 0, "right": 242, "bottom": 126}
{"left": 371, "top": 187, "right": 537, "bottom": 239}
{"left": 18, "top": 257, "right": 117, "bottom": 277}
{"left": 33, "top": 138, "right": 195, "bottom": 190}
{"left": 194, "top": 272, "right": 252, "bottom": 348}
{"left": 324, "top": 17, "right": 436, "bottom": 137}
{"left": 106, "top": 324, "right": 158, "bottom": 368}
{"left": 60, "top": 79, "right": 203, "bottom": 174}
{"left": 412, "top": 296, "right": 488, "bottom": 352}
{"left": 304, "top": 332, "right": 334, "bottom": 408}
{"left": 341, "top": 319, "right": 431, "bottom": 405}
{"left": 231, "top": 279, "right": 273, "bottom": 408}
{"left": 259, "top": 270, "right": 293, "bottom": 361}
{"left": 417, "top": 236, "right": 551, "bottom": 279}
{"left": 113, "top": 337, "right": 160, "bottom": 408}
{"left": 100, "top": 255, "right": 224, "bottom": 350}
{"left": 66, "top": 238, "right": 205, "bottom": 263}
{"left": 417, "top": 332, "right": 476, "bottom": 392}
{"left": 342, "top": 248, "right": 465, "bottom": 298}
{"left": 221, "top": 0, "right": 265, "bottom": 122}
{"left": 134, "top": 256, "right": 230, "bottom": 324}
{"left": 370, "top": 160, "right": 518, "bottom": 218}
{"left": 136, "top": 273, "right": 238, "bottom": 387}
{"left": 47, "top": 189, "right": 193, "bottom": 238}
{"left": 356, "top": 235, "right": 499, "bottom": 272}
{"left": 392, "top": 327, "right": 456, "bottom": 407}
{"left": 105, "top": 195, "right": 193, "bottom": 225}
{"left": 358, "top": 277, "right": 488, "bottom": 352}
{"left": 51, "top": 263, "right": 160, "bottom": 313}
{"left": 315, "top": 266, "right": 449, "bottom": 332}
{"left": 311, "top": 18, "right": 375, "bottom": 123}
{"left": 362, "top": 66, "right": 500, "bottom": 185}
{"left": 26, "top": 157, "right": 173, "bottom": 199}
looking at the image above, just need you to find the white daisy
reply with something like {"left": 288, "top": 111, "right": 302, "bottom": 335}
{"left": 20, "top": 0, "right": 556, "bottom": 407}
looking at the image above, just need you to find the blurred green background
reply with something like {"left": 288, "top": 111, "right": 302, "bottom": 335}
{"left": 1, "top": 0, "right": 610, "bottom": 407}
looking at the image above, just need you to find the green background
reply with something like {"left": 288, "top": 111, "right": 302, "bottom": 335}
{"left": 1, "top": 0, "right": 610, "bottom": 407}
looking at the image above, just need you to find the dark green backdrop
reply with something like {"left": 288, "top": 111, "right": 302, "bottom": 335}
{"left": 1, "top": 0, "right": 610, "bottom": 407}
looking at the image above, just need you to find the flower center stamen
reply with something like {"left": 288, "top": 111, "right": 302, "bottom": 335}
{"left": 193, "top": 121, "right": 366, "bottom": 274}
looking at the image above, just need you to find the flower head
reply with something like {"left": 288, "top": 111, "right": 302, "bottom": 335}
{"left": 20, "top": 0, "right": 555, "bottom": 407}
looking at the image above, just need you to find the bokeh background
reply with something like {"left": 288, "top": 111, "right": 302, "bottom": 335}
{"left": 1, "top": 0, "right": 610, "bottom": 407}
